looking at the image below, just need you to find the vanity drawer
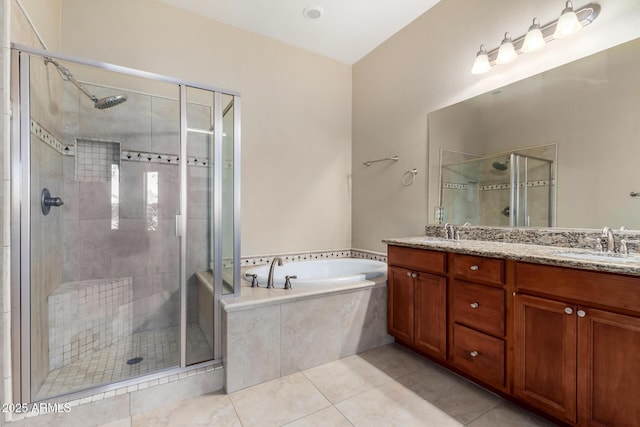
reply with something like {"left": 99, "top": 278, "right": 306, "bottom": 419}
{"left": 451, "top": 254, "right": 505, "bottom": 286}
{"left": 452, "top": 324, "right": 505, "bottom": 388}
{"left": 388, "top": 245, "right": 446, "bottom": 274}
{"left": 452, "top": 280, "right": 504, "bottom": 337}
{"left": 515, "top": 262, "right": 640, "bottom": 315}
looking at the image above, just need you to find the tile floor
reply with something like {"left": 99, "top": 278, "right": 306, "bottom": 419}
{"left": 100, "top": 343, "right": 558, "bottom": 427}
{"left": 36, "top": 323, "right": 213, "bottom": 399}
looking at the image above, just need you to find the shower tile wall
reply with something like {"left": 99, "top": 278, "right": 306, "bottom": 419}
{"left": 479, "top": 188, "right": 510, "bottom": 227}
{"left": 61, "top": 83, "right": 212, "bottom": 335}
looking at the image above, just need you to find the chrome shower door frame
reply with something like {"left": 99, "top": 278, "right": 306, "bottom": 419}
{"left": 10, "top": 44, "right": 241, "bottom": 403}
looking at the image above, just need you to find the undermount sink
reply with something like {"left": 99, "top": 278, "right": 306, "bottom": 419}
{"left": 553, "top": 250, "right": 640, "bottom": 264}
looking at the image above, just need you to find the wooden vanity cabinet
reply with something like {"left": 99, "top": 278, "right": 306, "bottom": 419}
{"left": 450, "top": 254, "right": 506, "bottom": 389}
{"left": 388, "top": 244, "right": 640, "bottom": 426}
{"left": 514, "top": 262, "right": 640, "bottom": 427}
{"left": 513, "top": 294, "right": 577, "bottom": 424}
{"left": 387, "top": 246, "right": 447, "bottom": 360}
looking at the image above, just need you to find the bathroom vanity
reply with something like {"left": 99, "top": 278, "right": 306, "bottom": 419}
{"left": 384, "top": 237, "right": 640, "bottom": 427}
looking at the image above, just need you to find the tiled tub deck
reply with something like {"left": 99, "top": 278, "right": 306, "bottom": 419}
{"left": 221, "top": 275, "right": 393, "bottom": 392}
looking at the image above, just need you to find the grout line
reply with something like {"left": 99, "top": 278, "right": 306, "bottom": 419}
{"left": 225, "top": 393, "right": 245, "bottom": 427}
{"left": 333, "top": 404, "right": 356, "bottom": 427}
{"left": 462, "top": 400, "right": 503, "bottom": 426}
{"left": 300, "top": 369, "right": 334, "bottom": 406}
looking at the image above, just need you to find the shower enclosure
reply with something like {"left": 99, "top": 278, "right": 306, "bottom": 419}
{"left": 10, "top": 45, "right": 240, "bottom": 403}
{"left": 439, "top": 145, "right": 556, "bottom": 227}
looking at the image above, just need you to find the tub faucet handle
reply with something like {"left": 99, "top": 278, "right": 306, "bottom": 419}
{"left": 284, "top": 275, "right": 297, "bottom": 290}
{"left": 245, "top": 273, "right": 259, "bottom": 287}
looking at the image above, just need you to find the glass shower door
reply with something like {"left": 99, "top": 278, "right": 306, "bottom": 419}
{"left": 509, "top": 154, "right": 554, "bottom": 227}
{"left": 14, "top": 47, "right": 240, "bottom": 404}
{"left": 26, "top": 53, "right": 183, "bottom": 399}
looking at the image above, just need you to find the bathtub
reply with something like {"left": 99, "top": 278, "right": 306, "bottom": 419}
{"left": 244, "top": 258, "right": 387, "bottom": 286}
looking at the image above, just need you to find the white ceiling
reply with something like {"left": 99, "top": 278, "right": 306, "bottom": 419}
{"left": 156, "top": 0, "right": 441, "bottom": 64}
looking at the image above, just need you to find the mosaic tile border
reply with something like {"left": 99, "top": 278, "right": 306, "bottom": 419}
{"left": 442, "top": 182, "right": 469, "bottom": 190}
{"left": 238, "top": 249, "right": 387, "bottom": 268}
{"left": 480, "top": 180, "right": 554, "bottom": 191}
{"left": 31, "top": 120, "right": 213, "bottom": 168}
{"left": 443, "top": 180, "right": 554, "bottom": 192}
{"left": 120, "top": 150, "right": 211, "bottom": 168}
{"left": 31, "top": 119, "right": 65, "bottom": 153}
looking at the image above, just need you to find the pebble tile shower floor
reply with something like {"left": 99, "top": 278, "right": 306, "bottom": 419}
{"left": 35, "top": 323, "right": 212, "bottom": 399}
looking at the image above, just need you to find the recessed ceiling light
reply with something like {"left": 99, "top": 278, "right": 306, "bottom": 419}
{"left": 303, "top": 5, "right": 324, "bottom": 20}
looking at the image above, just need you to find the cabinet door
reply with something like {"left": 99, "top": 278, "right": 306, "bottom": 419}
{"left": 387, "top": 266, "right": 415, "bottom": 345}
{"left": 414, "top": 272, "right": 447, "bottom": 360}
{"left": 578, "top": 307, "right": 640, "bottom": 427}
{"left": 513, "top": 295, "right": 577, "bottom": 424}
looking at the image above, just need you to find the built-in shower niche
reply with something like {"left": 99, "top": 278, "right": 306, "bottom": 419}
{"left": 439, "top": 144, "right": 556, "bottom": 227}
{"left": 74, "top": 138, "right": 121, "bottom": 182}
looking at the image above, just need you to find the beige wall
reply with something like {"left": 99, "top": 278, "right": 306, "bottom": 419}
{"left": 353, "top": 0, "right": 640, "bottom": 252}
{"left": 59, "top": 0, "right": 352, "bottom": 257}
{"left": 13, "top": 0, "right": 61, "bottom": 50}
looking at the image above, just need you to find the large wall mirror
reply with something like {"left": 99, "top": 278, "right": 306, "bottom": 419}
{"left": 428, "top": 37, "right": 640, "bottom": 230}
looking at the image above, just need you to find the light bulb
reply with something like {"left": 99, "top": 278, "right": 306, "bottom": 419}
{"left": 496, "top": 33, "right": 517, "bottom": 64}
{"left": 471, "top": 45, "right": 491, "bottom": 75}
{"left": 554, "top": 1, "right": 582, "bottom": 39}
{"left": 522, "top": 18, "right": 546, "bottom": 53}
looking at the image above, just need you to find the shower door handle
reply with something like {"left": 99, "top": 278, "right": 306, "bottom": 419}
{"left": 175, "top": 214, "right": 183, "bottom": 237}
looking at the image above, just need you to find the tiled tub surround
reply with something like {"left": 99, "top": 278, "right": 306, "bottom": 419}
{"left": 222, "top": 266, "right": 392, "bottom": 393}
{"left": 48, "top": 277, "right": 133, "bottom": 370}
{"left": 388, "top": 226, "right": 640, "bottom": 276}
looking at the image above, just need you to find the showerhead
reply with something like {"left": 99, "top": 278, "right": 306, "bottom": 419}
{"left": 491, "top": 157, "right": 510, "bottom": 171}
{"left": 492, "top": 161, "right": 508, "bottom": 171}
{"left": 45, "top": 57, "right": 127, "bottom": 110}
{"left": 94, "top": 95, "right": 128, "bottom": 109}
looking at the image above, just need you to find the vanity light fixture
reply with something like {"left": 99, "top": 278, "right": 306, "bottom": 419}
{"left": 554, "top": 1, "right": 582, "bottom": 38}
{"left": 471, "top": 2, "right": 600, "bottom": 74}
{"left": 496, "top": 33, "right": 517, "bottom": 64}
{"left": 471, "top": 45, "right": 491, "bottom": 75}
{"left": 522, "top": 18, "right": 546, "bottom": 52}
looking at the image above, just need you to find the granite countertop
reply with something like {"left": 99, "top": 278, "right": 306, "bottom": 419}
{"left": 383, "top": 236, "right": 640, "bottom": 277}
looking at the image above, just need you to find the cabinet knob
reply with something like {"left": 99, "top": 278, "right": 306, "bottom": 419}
{"left": 470, "top": 302, "right": 479, "bottom": 309}
{"left": 564, "top": 307, "right": 573, "bottom": 315}
{"left": 470, "top": 351, "right": 479, "bottom": 358}
{"left": 577, "top": 310, "right": 586, "bottom": 318}
{"left": 411, "top": 273, "right": 418, "bottom": 278}
{"left": 470, "top": 265, "right": 479, "bottom": 271}
{"left": 406, "top": 272, "right": 412, "bottom": 277}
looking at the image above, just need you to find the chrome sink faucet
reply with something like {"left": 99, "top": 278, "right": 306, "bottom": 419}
{"left": 444, "top": 223, "right": 455, "bottom": 240}
{"left": 601, "top": 227, "right": 616, "bottom": 253}
{"left": 267, "top": 257, "right": 283, "bottom": 289}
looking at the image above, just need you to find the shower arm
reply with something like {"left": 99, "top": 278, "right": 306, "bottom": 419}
{"left": 44, "top": 57, "right": 99, "bottom": 103}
